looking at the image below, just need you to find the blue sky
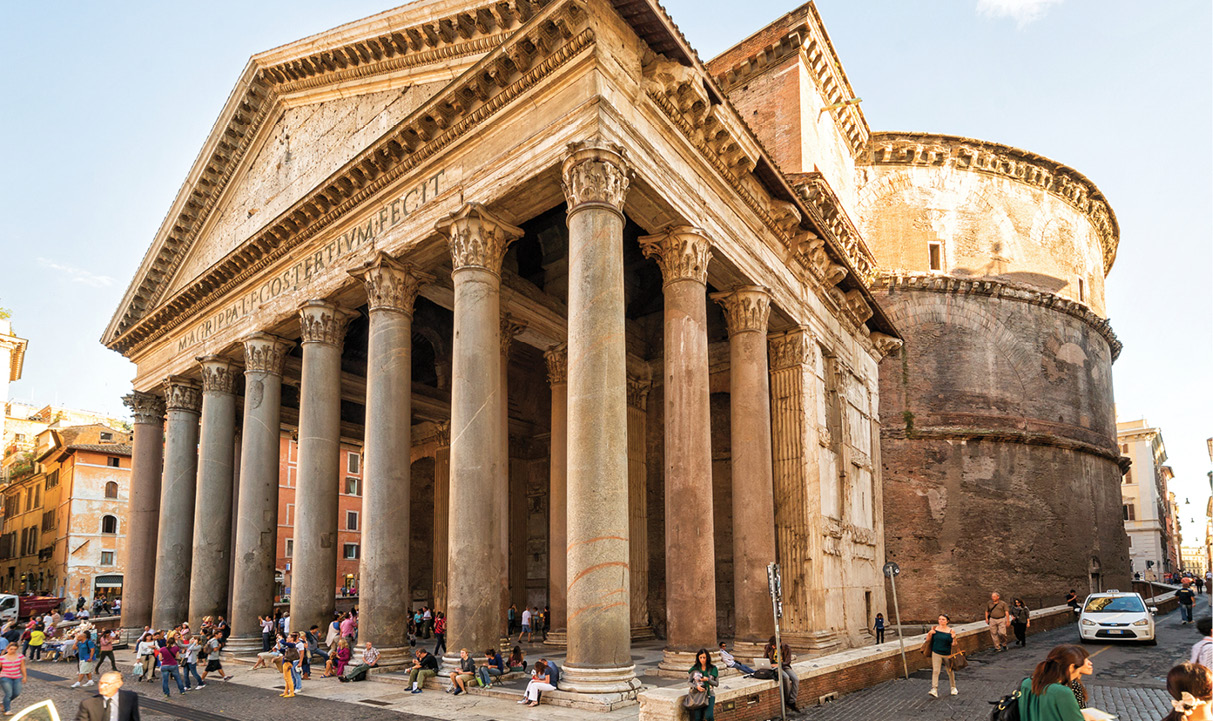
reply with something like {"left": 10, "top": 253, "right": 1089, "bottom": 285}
{"left": 1, "top": 1, "right": 1209, "bottom": 536}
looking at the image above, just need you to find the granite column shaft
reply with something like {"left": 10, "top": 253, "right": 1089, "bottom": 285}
{"left": 120, "top": 392, "right": 165, "bottom": 637}
{"left": 189, "top": 356, "right": 239, "bottom": 627}
{"left": 545, "top": 345, "right": 568, "bottom": 634}
{"left": 152, "top": 378, "right": 202, "bottom": 629}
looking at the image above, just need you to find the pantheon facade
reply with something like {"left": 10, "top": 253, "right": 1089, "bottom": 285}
{"left": 104, "top": 0, "right": 1127, "bottom": 704}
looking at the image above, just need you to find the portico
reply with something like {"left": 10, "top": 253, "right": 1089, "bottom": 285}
{"left": 105, "top": 0, "right": 900, "bottom": 706}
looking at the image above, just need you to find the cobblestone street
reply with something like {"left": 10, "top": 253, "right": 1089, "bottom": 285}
{"left": 801, "top": 605, "right": 1201, "bottom": 720}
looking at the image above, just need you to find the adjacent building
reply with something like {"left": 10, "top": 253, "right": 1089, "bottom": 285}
{"left": 1118, "top": 419, "right": 1174, "bottom": 578}
{"left": 0, "top": 424, "right": 131, "bottom": 605}
{"left": 1181, "top": 545, "right": 1207, "bottom": 576}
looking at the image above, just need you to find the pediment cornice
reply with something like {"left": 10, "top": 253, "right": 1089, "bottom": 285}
{"left": 103, "top": 0, "right": 562, "bottom": 352}
{"left": 105, "top": 0, "right": 590, "bottom": 357}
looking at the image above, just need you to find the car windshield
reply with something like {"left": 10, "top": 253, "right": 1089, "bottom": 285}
{"left": 1084, "top": 596, "right": 1146, "bottom": 613}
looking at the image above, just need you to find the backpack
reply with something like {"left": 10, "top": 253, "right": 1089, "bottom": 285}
{"left": 751, "top": 668, "right": 777, "bottom": 680}
{"left": 988, "top": 688, "right": 1021, "bottom": 721}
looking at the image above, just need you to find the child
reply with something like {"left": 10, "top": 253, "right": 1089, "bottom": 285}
{"left": 873, "top": 613, "right": 886, "bottom": 644}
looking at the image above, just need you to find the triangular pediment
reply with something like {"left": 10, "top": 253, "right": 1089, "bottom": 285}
{"left": 103, "top": 0, "right": 554, "bottom": 350}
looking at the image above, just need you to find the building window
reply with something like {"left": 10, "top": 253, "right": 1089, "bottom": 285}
{"left": 284, "top": 503, "right": 293, "bottom": 526}
{"left": 343, "top": 544, "right": 360, "bottom": 560}
{"left": 99, "top": 432, "right": 113, "bottom": 443}
{"left": 347, "top": 453, "right": 361, "bottom": 475}
{"left": 928, "top": 241, "right": 942, "bottom": 271}
{"left": 344, "top": 476, "right": 361, "bottom": 496}
{"left": 104, "top": 482, "right": 119, "bottom": 499}
{"left": 346, "top": 511, "right": 359, "bottom": 531}
{"left": 100, "top": 551, "right": 114, "bottom": 566}
{"left": 101, "top": 515, "right": 118, "bottom": 534}
{"left": 1124, "top": 469, "right": 1134, "bottom": 485}
{"left": 1077, "top": 277, "right": 1085, "bottom": 302}
{"left": 45, "top": 470, "right": 58, "bottom": 489}
{"left": 285, "top": 539, "right": 293, "bottom": 558}
{"left": 107, "top": 457, "right": 120, "bottom": 468}
{"left": 1123, "top": 504, "right": 1136, "bottom": 521}
{"left": 40, "top": 511, "right": 53, "bottom": 532}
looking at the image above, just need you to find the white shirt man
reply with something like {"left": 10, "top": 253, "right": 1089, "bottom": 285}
{"left": 282, "top": 612, "right": 291, "bottom": 635}
{"left": 521, "top": 609, "right": 532, "bottom": 628}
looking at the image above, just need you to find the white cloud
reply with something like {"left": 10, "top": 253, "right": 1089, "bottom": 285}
{"left": 37, "top": 258, "right": 115, "bottom": 288}
{"left": 977, "top": 0, "right": 1063, "bottom": 27}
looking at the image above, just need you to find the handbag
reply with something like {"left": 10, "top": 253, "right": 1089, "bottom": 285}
{"left": 683, "top": 687, "right": 709, "bottom": 710}
{"left": 919, "top": 635, "right": 933, "bottom": 657}
{"left": 947, "top": 651, "right": 968, "bottom": 670}
{"left": 988, "top": 688, "right": 1021, "bottom": 721}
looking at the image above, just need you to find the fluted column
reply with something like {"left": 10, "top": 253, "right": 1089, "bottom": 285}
{"left": 290, "top": 301, "right": 353, "bottom": 636}
{"left": 351, "top": 253, "right": 430, "bottom": 665}
{"left": 120, "top": 392, "right": 165, "bottom": 637}
{"left": 228, "top": 334, "right": 291, "bottom": 655}
{"left": 560, "top": 139, "right": 638, "bottom": 694}
{"left": 626, "top": 374, "right": 651, "bottom": 637}
{"left": 639, "top": 226, "right": 716, "bottom": 668}
{"left": 544, "top": 345, "right": 568, "bottom": 643}
{"left": 432, "top": 423, "right": 451, "bottom": 612}
{"left": 768, "top": 328, "right": 835, "bottom": 651}
{"left": 712, "top": 287, "right": 777, "bottom": 647}
{"left": 188, "top": 356, "right": 240, "bottom": 627}
{"left": 152, "top": 378, "right": 202, "bottom": 629}
{"left": 436, "top": 203, "right": 520, "bottom": 667}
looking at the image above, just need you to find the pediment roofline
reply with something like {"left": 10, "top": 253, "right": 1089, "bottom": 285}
{"left": 105, "top": 0, "right": 898, "bottom": 356}
{"left": 103, "top": 0, "right": 555, "bottom": 350}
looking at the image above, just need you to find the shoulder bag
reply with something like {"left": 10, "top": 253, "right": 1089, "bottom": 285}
{"left": 947, "top": 651, "right": 968, "bottom": 670}
{"left": 683, "top": 687, "right": 709, "bottom": 710}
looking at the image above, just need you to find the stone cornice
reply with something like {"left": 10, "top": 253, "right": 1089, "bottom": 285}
{"left": 707, "top": 3, "right": 869, "bottom": 158}
{"left": 862, "top": 132, "right": 1120, "bottom": 273}
{"left": 638, "top": 226, "right": 712, "bottom": 286}
{"left": 197, "top": 356, "right": 239, "bottom": 395}
{"left": 104, "top": 0, "right": 591, "bottom": 357}
{"left": 789, "top": 171, "right": 876, "bottom": 284}
{"left": 872, "top": 271, "right": 1122, "bottom": 361}
{"left": 884, "top": 425, "right": 1122, "bottom": 464}
{"left": 122, "top": 392, "right": 165, "bottom": 426}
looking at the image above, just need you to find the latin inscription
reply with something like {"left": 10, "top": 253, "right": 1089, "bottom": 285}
{"left": 175, "top": 168, "right": 453, "bottom": 355}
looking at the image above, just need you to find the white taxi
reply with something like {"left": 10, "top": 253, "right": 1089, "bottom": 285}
{"left": 1078, "top": 591, "right": 1157, "bottom": 644}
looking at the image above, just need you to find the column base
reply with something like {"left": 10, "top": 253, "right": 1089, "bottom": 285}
{"left": 223, "top": 634, "right": 264, "bottom": 660}
{"left": 544, "top": 629, "right": 568, "bottom": 647}
{"left": 657, "top": 649, "right": 731, "bottom": 679}
{"left": 631, "top": 625, "right": 656, "bottom": 642}
{"left": 559, "top": 662, "right": 641, "bottom": 696}
{"left": 360, "top": 646, "right": 412, "bottom": 668}
{"left": 782, "top": 630, "right": 843, "bottom": 655}
{"left": 119, "top": 627, "right": 147, "bottom": 645}
{"left": 731, "top": 640, "right": 768, "bottom": 665}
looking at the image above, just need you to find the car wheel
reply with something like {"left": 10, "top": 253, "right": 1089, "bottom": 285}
{"left": 1079, "top": 636, "right": 1092, "bottom": 644}
{"left": 1146, "top": 637, "right": 1158, "bottom": 646}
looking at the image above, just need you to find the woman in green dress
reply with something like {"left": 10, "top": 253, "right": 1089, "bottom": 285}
{"left": 1017, "top": 645, "right": 1091, "bottom": 721}
{"left": 686, "top": 648, "right": 719, "bottom": 721}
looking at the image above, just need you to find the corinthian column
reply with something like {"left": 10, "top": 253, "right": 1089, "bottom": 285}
{"left": 712, "top": 287, "right": 776, "bottom": 647}
{"left": 189, "top": 356, "right": 240, "bottom": 627}
{"left": 544, "top": 344, "right": 568, "bottom": 643}
{"left": 435, "top": 203, "right": 521, "bottom": 666}
{"left": 152, "top": 378, "right": 202, "bottom": 629}
{"left": 626, "top": 374, "right": 651, "bottom": 638}
{"left": 228, "top": 333, "right": 292, "bottom": 656}
{"left": 501, "top": 316, "right": 526, "bottom": 617}
{"left": 291, "top": 300, "right": 353, "bottom": 636}
{"left": 120, "top": 392, "right": 165, "bottom": 638}
{"left": 638, "top": 226, "right": 716, "bottom": 669}
{"left": 351, "top": 253, "right": 430, "bottom": 665}
{"left": 559, "top": 139, "right": 638, "bottom": 694}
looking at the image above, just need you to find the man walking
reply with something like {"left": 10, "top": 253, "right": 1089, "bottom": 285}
{"left": 72, "top": 632, "right": 96, "bottom": 688}
{"left": 1177, "top": 580, "right": 1196, "bottom": 624}
{"left": 985, "top": 592, "right": 1010, "bottom": 652}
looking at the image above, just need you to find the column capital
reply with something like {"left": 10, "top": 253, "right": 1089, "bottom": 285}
{"left": 162, "top": 377, "right": 202, "bottom": 414}
{"left": 242, "top": 333, "right": 294, "bottom": 376}
{"left": 435, "top": 203, "right": 523, "bottom": 275}
{"left": 196, "top": 356, "right": 239, "bottom": 395}
{"left": 710, "top": 286, "right": 772, "bottom": 336}
{"left": 434, "top": 421, "right": 451, "bottom": 449}
{"left": 768, "top": 327, "right": 815, "bottom": 371}
{"left": 561, "top": 138, "right": 631, "bottom": 215}
{"left": 298, "top": 301, "right": 354, "bottom": 347}
{"left": 544, "top": 343, "right": 567, "bottom": 386}
{"left": 500, "top": 315, "right": 527, "bottom": 356}
{"left": 638, "top": 226, "right": 712, "bottom": 286}
{"left": 349, "top": 251, "right": 434, "bottom": 315}
{"left": 626, "top": 374, "right": 652, "bottom": 411}
{"left": 122, "top": 392, "right": 165, "bottom": 425}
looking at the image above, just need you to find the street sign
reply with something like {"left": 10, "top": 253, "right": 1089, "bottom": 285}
{"left": 767, "top": 563, "right": 784, "bottom": 618}
{"left": 883, "top": 562, "right": 900, "bottom": 578}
